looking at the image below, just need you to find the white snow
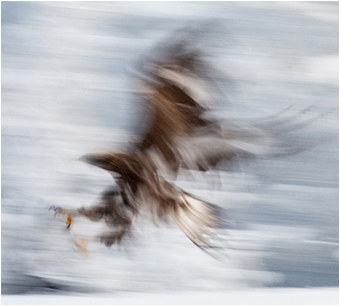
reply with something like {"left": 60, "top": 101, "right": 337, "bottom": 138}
{"left": 2, "top": 288, "right": 339, "bottom": 305}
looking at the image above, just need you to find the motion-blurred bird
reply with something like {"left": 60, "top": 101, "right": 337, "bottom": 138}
{"left": 51, "top": 31, "right": 317, "bottom": 256}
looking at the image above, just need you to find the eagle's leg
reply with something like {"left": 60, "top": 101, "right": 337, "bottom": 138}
{"left": 73, "top": 235, "right": 91, "bottom": 258}
{"left": 49, "top": 206, "right": 76, "bottom": 228}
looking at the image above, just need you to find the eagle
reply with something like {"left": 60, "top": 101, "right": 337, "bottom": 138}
{"left": 51, "top": 32, "right": 316, "bottom": 256}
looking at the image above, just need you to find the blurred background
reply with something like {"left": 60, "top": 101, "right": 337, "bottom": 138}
{"left": 2, "top": 1, "right": 338, "bottom": 298}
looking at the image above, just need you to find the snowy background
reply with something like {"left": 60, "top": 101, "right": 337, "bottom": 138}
{"left": 1, "top": 1, "right": 338, "bottom": 303}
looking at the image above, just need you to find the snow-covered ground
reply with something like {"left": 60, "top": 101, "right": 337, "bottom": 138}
{"left": 2, "top": 1, "right": 338, "bottom": 299}
{"left": 2, "top": 287, "right": 339, "bottom": 305}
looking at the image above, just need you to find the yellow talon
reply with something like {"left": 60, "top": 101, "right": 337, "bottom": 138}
{"left": 50, "top": 206, "right": 74, "bottom": 228}
{"left": 66, "top": 215, "right": 73, "bottom": 228}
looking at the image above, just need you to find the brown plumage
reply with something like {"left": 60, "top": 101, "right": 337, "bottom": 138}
{"left": 51, "top": 32, "right": 316, "bottom": 254}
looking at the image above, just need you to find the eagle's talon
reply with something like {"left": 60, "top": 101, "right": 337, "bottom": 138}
{"left": 49, "top": 206, "right": 63, "bottom": 217}
{"left": 49, "top": 206, "right": 73, "bottom": 228}
{"left": 66, "top": 215, "right": 73, "bottom": 228}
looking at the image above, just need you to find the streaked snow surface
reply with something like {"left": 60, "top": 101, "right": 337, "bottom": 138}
{"left": 2, "top": 1, "right": 338, "bottom": 300}
{"left": 2, "top": 288, "right": 339, "bottom": 305}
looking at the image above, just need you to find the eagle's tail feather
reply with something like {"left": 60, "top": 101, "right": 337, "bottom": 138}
{"left": 170, "top": 191, "right": 228, "bottom": 250}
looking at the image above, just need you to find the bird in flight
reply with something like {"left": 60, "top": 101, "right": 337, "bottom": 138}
{"left": 51, "top": 31, "right": 317, "bottom": 256}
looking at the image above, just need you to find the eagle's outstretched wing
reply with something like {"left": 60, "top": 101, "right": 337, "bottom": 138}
{"left": 133, "top": 41, "right": 220, "bottom": 174}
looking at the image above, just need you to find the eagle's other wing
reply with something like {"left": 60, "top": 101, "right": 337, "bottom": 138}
{"left": 131, "top": 40, "right": 313, "bottom": 176}
{"left": 132, "top": 41, "right": 223, "bottom": 174}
